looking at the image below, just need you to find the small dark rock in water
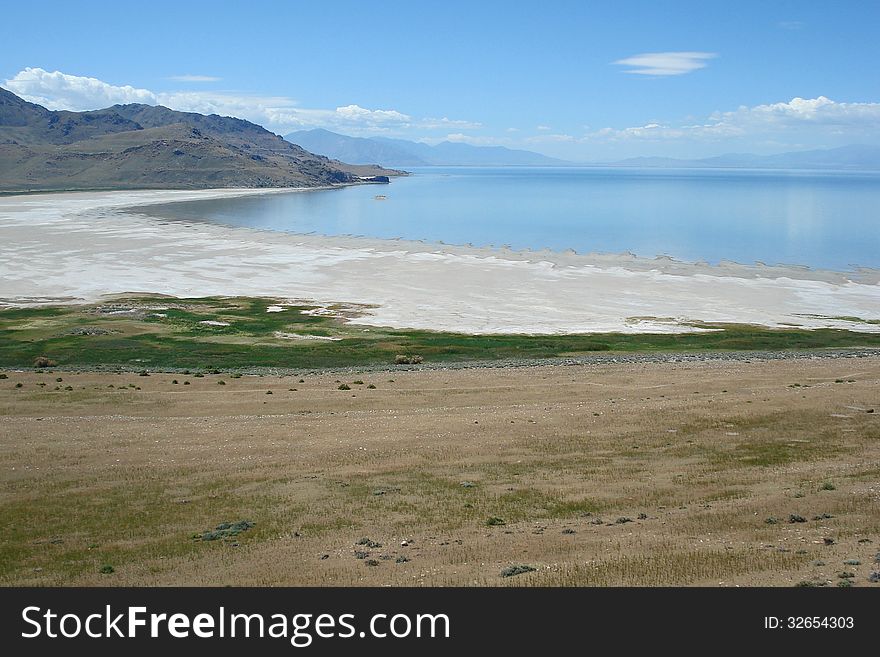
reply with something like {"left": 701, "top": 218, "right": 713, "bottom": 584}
{"left": 356, "top": 537, "right": 382, "bottom": 549}
{"left": 561, "top": 528, "right": 576, "bottom": 535}
{"left": 500, "top": 564, "right": 536, "bottom": 578}
{"left": 868, "top": 572, "right": 880, "bottom": 583}
{"left": 615, "top": 517, "right": 632, "bottom": 524}
{"left": 823, "top": 537, "right": 836, "bottom": 545}
{"left": 788, "top": 514, "right": 807, "bottom": 523}
{"left": 354, "top": 551, "right": 370, "bottom": 560}
{"left": 395, "top": 556, "right": 410, "bottom": 564}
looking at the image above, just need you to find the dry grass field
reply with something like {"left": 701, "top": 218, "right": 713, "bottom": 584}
{"left": 1, "top": 357, "right": 878, "bottom": 587}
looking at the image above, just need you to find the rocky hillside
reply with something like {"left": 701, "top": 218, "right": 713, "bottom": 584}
{"left": 0, "top": 88, "right": 401, "bottom": 192}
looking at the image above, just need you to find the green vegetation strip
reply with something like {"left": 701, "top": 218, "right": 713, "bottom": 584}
{"left": 1, "top": 296, "right": 878, "bottom": 371}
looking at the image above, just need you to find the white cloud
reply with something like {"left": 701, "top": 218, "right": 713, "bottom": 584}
{"left": 585, "top": 97, "right": 880, "bottom": 143}
{"left": 536, "top": 125, "right": 552, "bottom": 131}
{"left": 167, "top": 75, "right": 222, "bottom": 82}
{"left": 5, "top": 68, "right": 158, "bottom": 109}
{"left": 526, "top": 133, "right": 576, "bottom": 143}
{"left": 2, "top": 67, "right": 477, "bottom": 136}
{"left": 613, "top": 51, "right": 717, "bottom": 76}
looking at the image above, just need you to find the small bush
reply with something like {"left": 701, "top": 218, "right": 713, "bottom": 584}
{"left": 99, "top": 565, "right": 115, "bottom": 575}
{"left": 367, "top": 384, "right": 376, "bottom": 389}
{"left": 394, "top": 354, "right": 424, "bottom": 365}
{"left": 0, "top": 373, "right": 7, "bottom": 379}
{"left": 789, "top": 514, "right": 807, "bottom": 523}
{"left": 217, "top": 380, "right": 225, "bottom": 385}
{"left": 820, "top": 482, "right": 836, "bottom": 491}
{"left": 56, "top": 377, "right": 63, "bottom": 382}
{"left": 352, "top": 380, "right": 364, "bottom": 385}
{"left": 172, "top": 380, "right": 178, "bottom": 384}
{"left": 195, "top": 520, "right": 254, "bottom": 542}
{"left": 33, "top": 356, "right": 56, "bottom": 368}
{"left": 15, "top": 383, "right": 23, "bottom": 388}
{"left": 266, "top": 390, "right": 273, "bottom": 394}
{"left": 183, "top": 381, "right": 190, "bottom": 385}
{"left": 500, "top": 565, "right": 536, "bottom": 578}
{"left": 486, "top": 516, "right": 505, "bottom": 526}
{"left": 194, "top": 373, "right": 204, "bottom": 378}
{"left": 338, "top": 384, "right": 351, "bottom": 390}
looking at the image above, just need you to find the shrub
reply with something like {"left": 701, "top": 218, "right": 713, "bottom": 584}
{"left": 195, "top": 520, "right": 254, "bottom": 542}
{"left": 486, "top": 516, "right": 505, "bottom": 526}
{"left": 15, "top": 383, "right": 23, "bottom": 388}
{"left": 500, "top": 565, "right": 536, "bottom": 578}
{"left": 33, "top": 356, "right": 56, "bottom": 368}
{"left": 99, "top": 565, "right": 115, "bottom": 575}
{"left": 217, "top": 380, "right": 226, "bottom": 385}
{"left": 0, "top": 373, "right": 6, "bottom": 379}
{"left": 820, "top": 482, "right": 836, "bottom": 491}
{"left": 367, "top": 384, "right": 376, "bottom": 389}
{"left": 394, "top": 354, "right": 424, "bottom": 365}
{"left": 338, "top": 384, "right": 351, "bottom": 390}
{"left": 352, "top": 380, "right": 364, "bottom": 385}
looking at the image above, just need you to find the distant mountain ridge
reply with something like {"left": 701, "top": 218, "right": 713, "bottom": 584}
{"left": 610, "top": 145, "right": 880, "bottom": 170}
{"left": 0, "top": 88, "right": 399, "bottom": 192}
{"left": 285, "top": 128, "right": 570, "bottom": 166}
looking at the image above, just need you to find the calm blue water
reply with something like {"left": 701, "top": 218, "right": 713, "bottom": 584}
{"left": 145, "top": 167, "right": 880, "bottom": 271}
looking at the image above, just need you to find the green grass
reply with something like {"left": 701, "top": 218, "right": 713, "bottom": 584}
{"left": 1, "top": 296, "right": 878, "bottom": 371}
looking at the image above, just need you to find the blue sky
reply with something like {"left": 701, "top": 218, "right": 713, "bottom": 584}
{"left": 2, "top": 0, "right": 879, "bottom": 160}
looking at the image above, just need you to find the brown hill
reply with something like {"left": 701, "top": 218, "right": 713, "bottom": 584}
{"left": 0, "top": 87, "right": 401, "bottom": 192}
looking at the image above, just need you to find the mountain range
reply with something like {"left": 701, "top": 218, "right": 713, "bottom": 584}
{"left": 285, "top": 128, "right": 569, "bottom": 166}
{"left": 286, "top": 128, "right": 880, "bottom": 172}
{"left": 610, "top": 145, "right": 880, "bottom": 170}
{"left": 0, "top": 88, "right": 398, "bottom": 192}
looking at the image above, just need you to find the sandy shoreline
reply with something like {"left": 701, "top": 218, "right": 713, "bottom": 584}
{"left": 0, "top": 188, "right": 878, "bottom": 334}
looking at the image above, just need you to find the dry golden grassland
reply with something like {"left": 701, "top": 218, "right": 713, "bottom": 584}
{"left": 1, "top": 357, "right": 878, "bottom": 586}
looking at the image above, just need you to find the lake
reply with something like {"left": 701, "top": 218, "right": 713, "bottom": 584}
{"left": 143, "top": 167, "right": 880, "bottom": 271}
